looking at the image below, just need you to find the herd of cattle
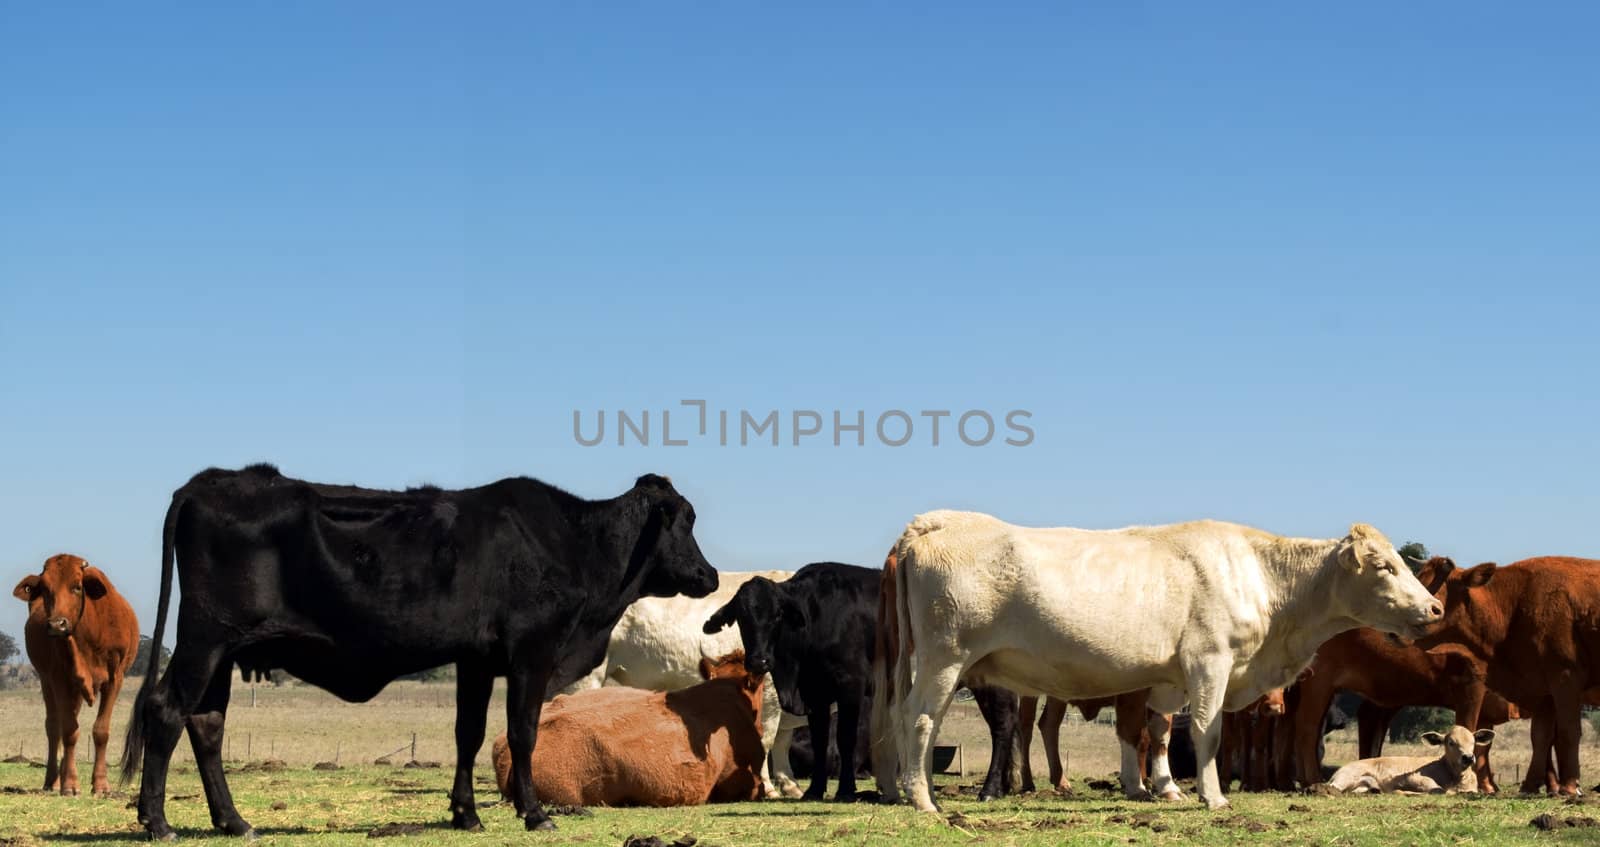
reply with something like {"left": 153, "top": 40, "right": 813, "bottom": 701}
{"left": 9, "top": 464, "right": 1600, "bottom": 839}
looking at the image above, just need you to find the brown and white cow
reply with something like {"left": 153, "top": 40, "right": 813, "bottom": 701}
{"left": 13, "top": 554, "right": 139, "bottom": 796}
{"left": 491, "top": 650, "right": 766, "bottom": 807}
{"left": 877, "top": 513, "right": 1442, "bottom": 811}
{"left": 1415, "top": 556, "right": 1600, "bottom": 796}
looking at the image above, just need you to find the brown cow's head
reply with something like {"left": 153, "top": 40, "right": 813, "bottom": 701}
{"left": 698, "top": 650, "right": 765, "bottom": 705}
{"left": 1410, "top": 556, "right": 1497, "bottom": 647}
{"left": 13, "top": 554, "right": 111, "bottom": 638}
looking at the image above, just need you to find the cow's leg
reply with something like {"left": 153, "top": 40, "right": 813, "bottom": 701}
{"left": 1292, "top": 678, "right": 1334, "bottom": 788}
{"left": 973, "top": 686, "right": 1017, "bottom": 800}
{"left": 449, "top": 663, "right": 494, "bottom": 831}
{"left": 1185, "top": 661, "right": 1231, "bottom": 810}
{"left": 1525, "top": 705, "right": 1557, "bottom": 794}
{"left": 1040, "top": 698, "right": 1069, "bottom": 791}
{"left": 1141, "top": 712, "right": 1183, "bottom": 801}
{"left": 505, "top": 662, "right": 557, "bottom": 830}
{"left": 1550, "top": 682, "right": 1583, "bottom": 796}
{"left": 1357, "top": 702, "right": 1396, "bottom": 759}
{"left": 90, "top": 672, "right": 124, "bottom": 796}
{"left": 802, "top": 703, "right": 834, "bottom": 800}
{"left": 771, "top": 722, "right": 802, "bottom": 798}
{"left": 138, "top": 645, "right": 227, "bottom": 841}
{"left": 1249, "top": 712, "right": 1274, "bottom": 792}
{"left": 185, "top": 664, "right": 252, "bottom": 837}
{"left": 40, "top": 674, "right": 61, "bottom": 792}
{"left": 898, "top": 660, "right": 961, "bottom": 813}
{"left": 58, "top": 686, "right": 82, "bottom": 796}
{"left": 1011, "top": 691, "right": 1036, "bottom": 787}
{"left": 834, "top": 696, "right": 863, "bottom": 802}
{"left": 755, "top": 688, "right": 781, "bottom": 798}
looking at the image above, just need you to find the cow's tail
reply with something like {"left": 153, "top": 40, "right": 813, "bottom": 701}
{"left": 120, "top": 489, "right": 184, "bottom": 785}
{"left": 869, "top": 545, "right": 900, "bottom": 798}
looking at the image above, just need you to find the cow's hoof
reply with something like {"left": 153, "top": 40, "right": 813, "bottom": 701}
{"left": 451, "top": 810, "right": 483, "bottom": 832}
{"left": 240, "top": 830, "right": 259, "bottom": 842}
{"left": 801, "top": 789, "right": 827, "bottom": 802}
{"left": 1127, "top": 788, "right": 1153, "bottom": 802}
{"left": 525, "top": 817, "right": 556, "bottom": 832}
{"left": 1204, "top": 796, "right": 1230, "bottom": 811}
{"left": 834, "top": 790, "right": 859, "bottom": 803}
{"left": 147, "top": 828, "right": 178, "bottom": 842}
{"left": 1158, "top": 788, "right": 1185, "bottom": 802}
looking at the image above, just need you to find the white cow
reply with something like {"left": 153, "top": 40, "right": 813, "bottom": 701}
{"left": 874, "top": 512, "right": 1442, "bottom": 812}
{"left": 563, "top": 570, "right": 807, "bottom": 798}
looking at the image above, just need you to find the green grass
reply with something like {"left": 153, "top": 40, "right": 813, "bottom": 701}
{"left": 2, "top": 762, "right": 1596, "bottom": 846}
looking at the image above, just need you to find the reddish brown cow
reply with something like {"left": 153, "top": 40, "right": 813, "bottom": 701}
{"left": 1414, "top": 556, "right": 1600, "bottom": 796}
{"left": 12, "top": 554, "right": 139, "bottom": 796}
{"left": 1219, "top": 689, "right": 1287, "bottom": 792}
{"left": 490, "top": 650, "right": 765, "bottom": 807}
{"left": 1290, "top": 624, "right": 1521, "bottom": 791}
{"left": 1016, "top": 693, "right": 1157, "bottom": 796}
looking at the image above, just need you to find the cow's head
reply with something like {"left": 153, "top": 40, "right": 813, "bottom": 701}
{"left": 1409, "top": 556, "right": 1497, "bottom": 645}
{"left": 13, "top": 554, "right": 111, "bottom": 639}
{"left": 629, "top": 474, "right": 718, "bottom": 599}
{"left": 703, "top": 576, "right": 804, "bottom": 680}
{"left": 1422, "top": 725, "right": 1494, "bottom": 773}
{"left": 1328, "top": 523, "right": 1443, "bottom": 640}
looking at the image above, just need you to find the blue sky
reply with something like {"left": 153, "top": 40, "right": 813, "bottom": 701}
{"left": 2, "top": 3, "right": 1597, "bottom": 650}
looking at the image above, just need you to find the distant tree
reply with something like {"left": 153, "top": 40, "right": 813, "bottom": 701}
{"left": 398, "top": 666, "right": 455, "bottom": 683}
{"left": 1397, "top": 542, "right": 1431, "bottom": 574}
{"left": 0, "top": 632, "right": 17, "bottom": 665}
{"left": 1388, "top": 706, "right": 1455, "bottom": 743}
{"left": 133, "top": 636, "right": 171, "bottom": 678}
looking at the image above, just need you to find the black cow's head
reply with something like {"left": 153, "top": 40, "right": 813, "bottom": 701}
{"left": 702, "top": 576, "right": 808, "bottom": 684}
{"left": 629, "top": 474, "right": 719, "bottom": 599}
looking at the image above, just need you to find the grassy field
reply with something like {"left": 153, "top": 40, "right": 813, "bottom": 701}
{"left": 1, "top": 680, "right": 1597, "bottom": 845}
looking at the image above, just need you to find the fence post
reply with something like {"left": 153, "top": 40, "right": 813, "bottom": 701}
{"left": 411, "top": 733, "right": 417, "bottom": 763}
{"left": 246, "top": 733, "right": 252, "bottom": 759}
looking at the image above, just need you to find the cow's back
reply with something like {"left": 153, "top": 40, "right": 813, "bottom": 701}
{"left": 495, "top": 682, "right": 761, "bottom": 806}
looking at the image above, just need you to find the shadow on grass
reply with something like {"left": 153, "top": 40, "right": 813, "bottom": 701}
{"left": 37, "top": 819, "right": 461, "bottom": 842}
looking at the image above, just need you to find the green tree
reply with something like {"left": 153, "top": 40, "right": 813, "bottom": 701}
{"left": 1388, "top": 706, "right": 1455, "bottom": 743}
{"left": 1397, "top": 541, "right": 1431, "bottom": 574}
{"left": 133, "top": 636, "right": 171, "bottom": 678}
{"left": 0, "top": 631, "right": 18, "bottom": 665}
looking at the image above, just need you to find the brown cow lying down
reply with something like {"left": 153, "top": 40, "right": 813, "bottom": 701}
{"left": 1324, "top": 726, "right": 1494, "bottom": 794}
{"left": 492, "top": 651, "right": 765, "bottom": 807}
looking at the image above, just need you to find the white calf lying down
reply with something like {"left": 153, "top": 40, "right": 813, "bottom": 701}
{"left": 1326, "top": 726, "right": 1495, "bottom": 794}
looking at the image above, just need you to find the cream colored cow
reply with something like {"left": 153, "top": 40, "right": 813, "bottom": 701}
{"left": 875, "top": 512, "right": 1443, "bottom": 812}
{"left": 1326, "top": 726, "right": 1493, "bottom": 794}
{"left": 562, "top": 570, "right": 806, "bottom": 798}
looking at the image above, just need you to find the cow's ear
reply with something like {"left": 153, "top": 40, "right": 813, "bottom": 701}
{"left": 703, "top": 602, "right": 736, "bottom": 635}
{"left": 1461, "top": 562, "right": 1496, "bottom": 588}
{"left": 12, "top": 574, "right": 39, "bottom": 602}
{"left": 82, "top": 567, "right": 111, "bottom": 600}
{"left": 1337, "top": 536, "right": 1365, "bottom": 573}
{"left": 1419, "top": 731, "right": 1445, "bottom": 746}
{"left": 1473, "top": 729, "right": 1496, "bottom": 745}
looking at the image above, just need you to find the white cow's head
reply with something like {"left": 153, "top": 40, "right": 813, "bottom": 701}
{"left": 1329, "top": 523, "right": 1443, "bottom": 639}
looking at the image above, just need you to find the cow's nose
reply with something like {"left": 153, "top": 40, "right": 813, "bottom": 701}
{"left": 47, "top": 617, "right": 70, "bottom": 635}
{"left": 1461, "top": 755, "right": 1474, "bottom": 767}
{"left": 1428, "top": 602, "right": 1443, "bottom": 620}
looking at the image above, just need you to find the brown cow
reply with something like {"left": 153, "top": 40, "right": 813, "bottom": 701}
{"left": 1219, "top": 689, "right": 1287, "bottom": 792}
{"left": 490, "top": 650, "right": 765, "bottom": 807}
{"left": 1016, "top": 693, "right": 1159, "bottom": 797}
{"left": 1414, "top": 556, "right": 1600, "bottom": 796}
{"left": 1516, "top": 689, "right": 1600, "bottom": 794}
{"left": 1290, "top": 624, "right": 1523, "bottom": 792}
{"left": 13, "top": 554, "right": 139, "bottom": 796}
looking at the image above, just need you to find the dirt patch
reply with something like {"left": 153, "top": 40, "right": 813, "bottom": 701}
{"left": 1287, "top": 804, "right": 1311, "bottom": 812}
{"left": 1530, "top": 814, "right": 1598, "bottom": 831}
{"left": 403, "top": 760, "right": 441, "bottom": 769}
{"left": 270, "top": 801, "right": 287, "bottom": 811}
{"left": 312, "top": 762, "right": 342, "bottom": 771}
{"left": 1212, "top": 815, "right": 1270, "bottom": 834}
{"left": 621, "top": 837, "right": 697, "bottom": 847}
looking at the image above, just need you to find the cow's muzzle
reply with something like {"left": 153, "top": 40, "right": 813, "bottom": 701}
{"left": 746, "top": 655, "right": 772, "bottom": 676}
{"left": 47, "top": 617, "right": 72, "bottom": 637}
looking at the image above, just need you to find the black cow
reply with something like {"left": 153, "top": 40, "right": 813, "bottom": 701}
{"left": 785, "top": 694, "right": 874, "bottom": 781}
{"left": 704, "top": 562, "right": 878, "bottom": 802}
{"left": 120, "top": 464, "right": 717, "bottom": 839}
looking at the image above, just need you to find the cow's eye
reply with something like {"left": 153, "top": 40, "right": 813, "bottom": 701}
{"left": 71, "top": 586, "right": 83, "bottom": 596}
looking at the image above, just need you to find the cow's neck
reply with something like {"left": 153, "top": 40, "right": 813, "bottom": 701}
{"left": 575, "top": 493, "right": 654, "bottom": 623}
{"left": 1249, "top": 537, "right": 1365, "bottom": 689}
